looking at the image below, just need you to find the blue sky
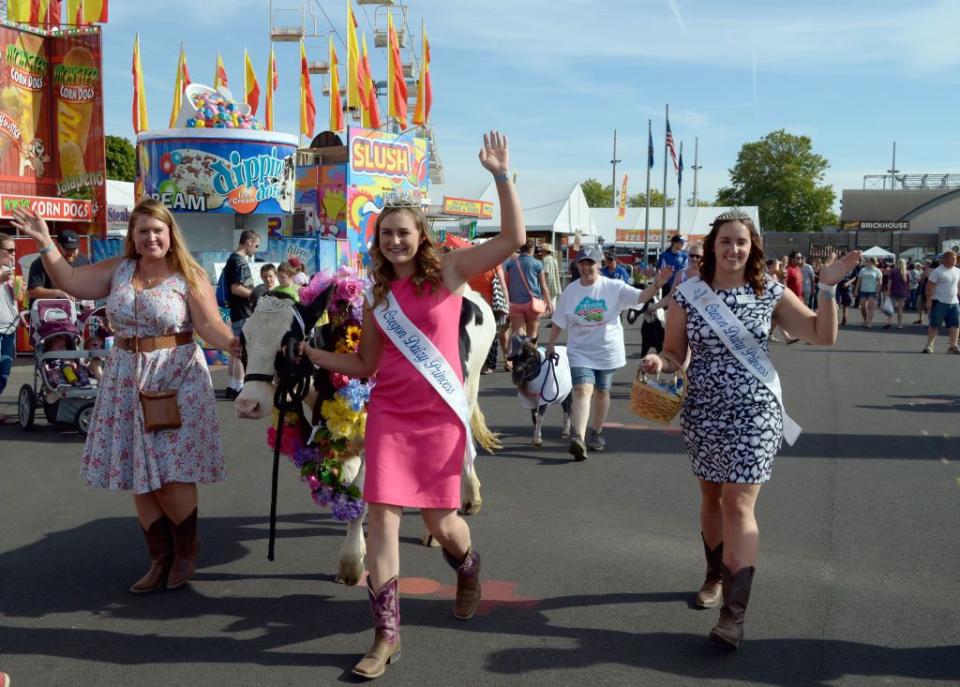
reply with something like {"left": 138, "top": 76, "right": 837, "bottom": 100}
{"left": 102, "top": 0, "right": 960, "bottom": 210}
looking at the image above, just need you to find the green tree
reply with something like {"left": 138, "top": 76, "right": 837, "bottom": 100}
{"left": 628, "top": 188, "right": 673, "bottom": 207}
{"left": 105, "top": 135, "right": 136, "bottom": 182}
{"left": 685, "top": 198, "right": 712, "bottom": 207}
{"left": 581, "top": 178, "right": 614, "bottom": 207}
{"left": 716, "top": 129, "right": 835, "bottom": 232}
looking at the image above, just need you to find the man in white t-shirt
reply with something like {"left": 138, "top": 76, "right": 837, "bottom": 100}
{"left": 922, "top": 250, "right": 960, "bottom": 354}
{"left": 546, "top": 245, "right": 671, "bottom": 460}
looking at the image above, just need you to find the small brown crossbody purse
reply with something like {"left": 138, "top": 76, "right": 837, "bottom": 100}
{"left": 134, "top": 271, "right": 183, "bottom": 433}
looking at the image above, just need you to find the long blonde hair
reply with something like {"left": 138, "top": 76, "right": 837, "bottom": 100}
{"left": 368, "top": 207, "right": 443, "bottom": 307}
{"left": 897, "top": 258, "right": 907, "bottom": 281}
{"left": 125, "top": 198, "right": 206, "bottom": 294}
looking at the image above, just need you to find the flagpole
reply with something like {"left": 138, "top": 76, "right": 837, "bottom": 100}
{"left": 676, "top": 141, "right": 684, "bottom": 239}
{"left": 660, "top": 104, "right": 669, "bottom": 254}
{"left": 692, "top": 137, "right": 701, "bottom": 206}
{"left": 644, "top": 118, "right": 652, "bottom": 265}
{"left": 610, "top": 129, "right": 620, "bottom": 207}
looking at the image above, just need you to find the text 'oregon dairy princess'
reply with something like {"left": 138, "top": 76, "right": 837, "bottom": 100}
{"left": 136, "top": 129, "right": 299, "bottom": 215}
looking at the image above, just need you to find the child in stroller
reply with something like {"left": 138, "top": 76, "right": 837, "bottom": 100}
{"left": 17, "top": 298, "right": 100, "bottom": 435}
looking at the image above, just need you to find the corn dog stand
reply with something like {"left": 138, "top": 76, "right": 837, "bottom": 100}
{"left": 0, "top": 20, "right": 107, "bottom": 353}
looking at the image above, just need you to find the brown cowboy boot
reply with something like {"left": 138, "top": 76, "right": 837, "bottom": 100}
{"left": 166, "top": 508, "right": 199, "bottom": 590}
{"left": 352, "top": 576, "right": 401, "bottom": 679}
{"left": 695, "top": 534, "right": 723, "bottom": 608}
{"left": 709, "top": 564, "right": 755, "bottom": 648}
{"left": 129, "top": 516, "right": 174, "bottom": 594}
{"left": 443, "top": 547, "right": 482, "bottom": 620}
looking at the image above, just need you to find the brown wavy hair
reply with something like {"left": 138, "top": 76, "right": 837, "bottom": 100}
{"left": 700, "top": 216, "right": 767, "bottom": 296}
{"left": 368, "top": 207, "right": 443, "bottom": 307}
{"left": 124, "top": 198, "right": 207, "bottom": 295}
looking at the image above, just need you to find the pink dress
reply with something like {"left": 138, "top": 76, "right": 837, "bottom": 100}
{"left": 80, "top": 260, "right": 226, "bottom": 494}
{"left": 364, "top": 278, "right": 465, "bottom": 509}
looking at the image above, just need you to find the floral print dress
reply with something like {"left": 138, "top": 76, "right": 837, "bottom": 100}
{"left": 80, "top": 260, "right": 225, "bottom": 494}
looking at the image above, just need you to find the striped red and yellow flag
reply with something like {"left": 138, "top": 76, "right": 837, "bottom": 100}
{"left": 265, "top": 47, "right": 278, "bottom": 130}
{"left": 132, "top": 33, "right": 149, "bottom": 133}
{"left": 168, "top": 45, "right": 191, "bottom": 128}
{"left": 66, "top": 0, "right": 108, "bottom": 24}
{"left": 413, "top": 21, "right": 431, "bottom": 126}
{"left": 386, "top": 12, "right": 407, "bottom": 129}
{"left": 243, "top": 48, "right": 260, "bottom": 117}
{"left": 346, "top": 0, "right": 360, "bottom": 110}
{"left": 8, "top": 0, "right": 49, "bottom": 24}
{"left": 325, "top": 37, "right": 342, "bottom": 134}
{"left": 359, "top": 33, "right": 381, "bottom": 130}
{"left": 214, "top": 52, "right": 229, "bottom": 90}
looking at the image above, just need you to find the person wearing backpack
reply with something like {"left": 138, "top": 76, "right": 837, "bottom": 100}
{"left": 222, "top": 231, "right": 259, "bottom": 399}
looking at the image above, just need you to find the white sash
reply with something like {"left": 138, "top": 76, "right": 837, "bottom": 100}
{"left": 677, "top": 277, "right": 801, "bottom": 446}
{"left": 369, "top": 288, "right": 477, "bottom": 475}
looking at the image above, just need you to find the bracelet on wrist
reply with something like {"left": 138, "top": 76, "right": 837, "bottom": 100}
{"left": 39, "top": 243, "right": 55, "bottom": 255}
{"left": 493, "top": 172, "right": 510, "bottom": 183}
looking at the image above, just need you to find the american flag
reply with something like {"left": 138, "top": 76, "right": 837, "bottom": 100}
{"left": 666, "top": 118, "right": 679, "bottom": 175}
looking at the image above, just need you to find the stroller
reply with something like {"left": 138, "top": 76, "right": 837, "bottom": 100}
{"left": 17, "top": 299, "right": 107, "bottom": 437}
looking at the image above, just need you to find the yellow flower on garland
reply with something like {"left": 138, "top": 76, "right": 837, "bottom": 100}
{"left": 335, "top": 325, "right": 363, "bottom": 353}
{"left": 271, "top": 408, "right": 300, "bottom": 427}
{"left": 321, "top": 396, "right": 366, "bottom": 440}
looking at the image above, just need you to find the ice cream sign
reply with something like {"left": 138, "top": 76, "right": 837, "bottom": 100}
{"left": 137, "top": 130, "right": 299, "bottom": 215}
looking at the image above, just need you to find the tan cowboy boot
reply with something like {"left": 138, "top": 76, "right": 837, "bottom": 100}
{"left": 167, "top": 508, "right": 199, "bottom": 590}
{"left": 443, "top": 547, "right": 482, "bottom": 620}
{"left": 352, "top": 576, "right": 401, "bottom": 679}
{"left": 695, "top": 534, "right": 723, "bottom": 608}
{"left": 129, "top": 516, "right": 174, "bottom": 594}
{"left": 709, "top": 564, "right": 755, "bottom": 648}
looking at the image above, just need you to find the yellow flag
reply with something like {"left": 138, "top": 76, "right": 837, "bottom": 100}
{"left": 168, "top": 45, "right": 191, "bottom": 128}
{"left": 265, "top": 48, "right": 277, "bottom": 130}
{"left": 346, "top": 0, "right": 360, "bottom": 110}
{"left": 214, "top": 52, "right": 229, "bottom": 90}
{"left": 326, "top": 37, "right": 342, "bottom": 134}
{"left": 132, "top": 34, "right": 149, "bottom": 133}
{"left": 243, "top": 49, "right": 260, "bottom": 117}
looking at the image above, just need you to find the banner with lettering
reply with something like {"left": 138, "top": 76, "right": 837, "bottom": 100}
{"left": 137, "top": 129, "right": 298, "bottom": 215}
{"left": 345, "top": 126, "right": 429, "bottom": 266}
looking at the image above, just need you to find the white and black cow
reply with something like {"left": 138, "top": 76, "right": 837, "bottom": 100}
{"left": 234, "top": 286, "right": 497, "bottom": 585}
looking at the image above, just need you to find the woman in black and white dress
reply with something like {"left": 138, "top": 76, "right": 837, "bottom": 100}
{"left": 641, "top": 210, "right": 860, "bottom": 648}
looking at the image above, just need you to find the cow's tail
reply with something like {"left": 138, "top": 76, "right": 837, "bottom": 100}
{"left": 471, "top": 404, "right": 501, "bottom": 454}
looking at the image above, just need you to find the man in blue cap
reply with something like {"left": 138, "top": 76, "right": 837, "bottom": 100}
{"left": 656, "top": 234, "right": 688, "bottom": 295}
{"left": 28, "top": 229, "right": 89, "bottom": 305}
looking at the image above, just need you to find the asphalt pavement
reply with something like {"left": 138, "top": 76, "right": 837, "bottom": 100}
{"left": 1, "top": 311, "right": 958, "bottom": 687}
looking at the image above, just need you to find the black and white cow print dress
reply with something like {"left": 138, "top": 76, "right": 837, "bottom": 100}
{"left": 673, "top": 277, "right": 785, "bottom": 484}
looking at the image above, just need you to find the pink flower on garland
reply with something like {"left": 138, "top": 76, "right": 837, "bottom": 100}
{"left": 330, "top": 372, "right": 350, "bottom": 389}
{"left": 299, "top": 270, "right": 337, "bottom": 306}
{"left": 305, "top": 474, "right": 322, "bottom": 491}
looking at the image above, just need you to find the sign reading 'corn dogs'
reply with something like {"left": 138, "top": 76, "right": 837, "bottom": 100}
{"left": 0, "top": 25, "right": 106, "bottom": 237}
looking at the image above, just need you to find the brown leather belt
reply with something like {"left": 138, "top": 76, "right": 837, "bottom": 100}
{"left": 115, "top": 332, "right": 195, "bottom": 353}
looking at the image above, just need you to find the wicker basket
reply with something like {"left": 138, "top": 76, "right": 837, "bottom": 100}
{"left": 630, "top": 356, "right": 687, "bottom": 424}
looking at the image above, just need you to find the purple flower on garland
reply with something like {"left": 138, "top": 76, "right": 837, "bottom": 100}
{"left": 331, "top": 491, "right": 366, "bottom": 521}
{"left": 311, "top": 485, "right": 335, "bottom": 507}
{"left": 305, "top": 474, "right": 322, "bottom": 491}
{"left": 294, "top": 446, "right": 321, "bottom": 468}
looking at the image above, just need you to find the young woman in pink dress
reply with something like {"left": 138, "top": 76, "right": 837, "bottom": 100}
{"left": 301, "top": 131, "right": 524, "bottom": 679}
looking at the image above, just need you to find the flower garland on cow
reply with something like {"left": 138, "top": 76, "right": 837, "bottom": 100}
{"left": 266, "top": 267, "right": 371, "bottom": 522}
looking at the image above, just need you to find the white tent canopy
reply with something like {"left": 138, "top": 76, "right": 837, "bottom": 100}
{"left": 861, "top": 245, "right": 895, "bottom": 259}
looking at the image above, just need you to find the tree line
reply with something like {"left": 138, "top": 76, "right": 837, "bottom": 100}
{"left": 583, "top": 129, "right": 838, "bottom": 232}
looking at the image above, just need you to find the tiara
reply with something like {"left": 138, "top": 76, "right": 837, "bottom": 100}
{"left": 382, "top": 189, "right": 425, "bottom": 208}
{"left": 714, "top": 207, "right": 751, "bottom": 222}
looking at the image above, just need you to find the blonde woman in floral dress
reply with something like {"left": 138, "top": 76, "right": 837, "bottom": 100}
{"left": 12, "top": 200, "right": 239, "bottom": 594}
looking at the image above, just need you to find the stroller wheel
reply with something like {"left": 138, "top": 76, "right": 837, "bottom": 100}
{"left": 18, "top": 385, "right": 36, "bottom": 430}
{"left": 75, "top": 403, "right": 94, "bottom": 438}
{"left": 43, "top": 399, "right": 60, "bottom": 424}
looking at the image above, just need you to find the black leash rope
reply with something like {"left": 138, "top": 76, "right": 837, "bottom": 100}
{"left": 242, "top": 325, "right": 314, "bottom": 561}
{"left": 537, "top": 352, "right": 562, "bottom": 404}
